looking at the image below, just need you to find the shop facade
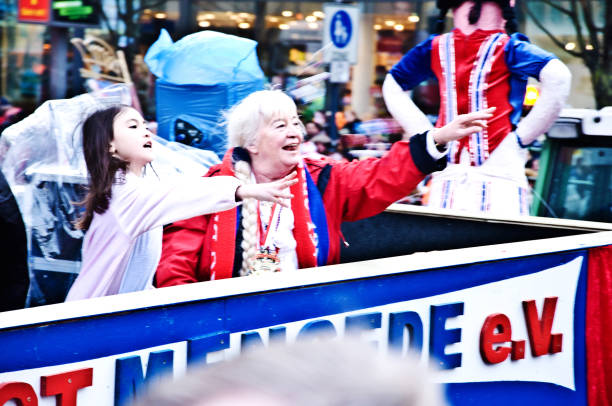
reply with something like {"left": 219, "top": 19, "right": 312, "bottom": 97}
{"left": 0, "top": 0, "right": 601, "bottom": 121}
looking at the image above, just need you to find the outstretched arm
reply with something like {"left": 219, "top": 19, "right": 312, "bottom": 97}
{"left": 382, "top": 74, "right": 434, "bottom": 138}
{"left": 236, "top": 172, "right": 297, "bottom": 207}
{"left": 516, "top": 59, "right": 571, "bottom": 146}
{"left": 327, "top": 108, "right": 495, "bottom": 222}
{"left": 432, "top": 107, "right": 496, "bottom": 145}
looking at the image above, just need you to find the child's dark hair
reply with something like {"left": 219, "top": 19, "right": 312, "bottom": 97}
{"left": 75, "top": 105, "right": 129, "bottom": 230}
{"left": 435, "top": 0, "right": 517, "bottom": 34}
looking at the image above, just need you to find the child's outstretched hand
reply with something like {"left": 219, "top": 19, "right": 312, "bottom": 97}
{"left": 432, "top": 107, "right": 496, "bottom": 145}
{"left": 236, "top": 172, "right": 297, "bottom": 208}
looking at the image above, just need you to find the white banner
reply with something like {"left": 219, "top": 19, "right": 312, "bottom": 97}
{"left": 0, "top": 257, "right": 582, "bottom": 405}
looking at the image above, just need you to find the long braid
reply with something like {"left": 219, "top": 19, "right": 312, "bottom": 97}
{"left": 234, "top": 159, "right": 259, "bottom": 276}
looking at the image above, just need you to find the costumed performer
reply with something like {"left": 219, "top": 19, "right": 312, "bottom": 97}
{"left": 155, "top": 90, "right": 493, "bottom": 285}
{"left": 382, "top": 0, "right": 571, "bottom": 215}
{"left": 66, "top": 105, "right": 297, "bottom": 300}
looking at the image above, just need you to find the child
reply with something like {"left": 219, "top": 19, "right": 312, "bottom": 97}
{"left": 66, "top": 105, "right": 296, "bottom": 300}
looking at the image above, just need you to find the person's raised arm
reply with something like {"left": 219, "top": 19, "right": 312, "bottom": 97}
{"left": 236, "top": 172, "right": 296, "bottom": 207}
{"left": 430, "top": 107, "right": 496, "bottom": 145}
{"left": 117, "top": 173, "right": 297, "bottom": 239}
{"left": 155, "top": 172, "right": 297, "bottom": 287}
{"left": 327, "top": 108, "right": 495, "bottom": 222}
{"left": 505, "top": 36, "right": 572, "bottom": 146}
{"left": 382, "top": 36, "right": 436, "bottom": 138}
{"left": 515, "top": 59, "right": 571, "bottom": 146}
{"left": 382, "top": 74, "right": 434, "bottom": 137}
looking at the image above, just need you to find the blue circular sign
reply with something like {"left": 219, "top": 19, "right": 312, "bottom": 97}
{"left": 330, "top": 10, "right": 352, "bottom": 49}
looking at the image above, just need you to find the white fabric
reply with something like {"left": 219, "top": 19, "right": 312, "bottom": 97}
{"left": 66, "top": 173, "right": 240, "bottom": 300}
{"left": 381, "top": 75, "right": 448, "bottom": 160}
{"left": 516, "top": 59, "right": 572, "bottom": 145}
{"left": 427, "top": 133, "right": 529, "bottom": 215}
{"left": 118, "top": 227, "right": 160, "bottom": 293}
{"left": 425, "top": 129, "right": 449, "bottom": 160}
{"left": 382, "top": 74, "right": 434, "bottom": 137}
{"left": 258, "top": 200, "right": 299, "bottom": 273}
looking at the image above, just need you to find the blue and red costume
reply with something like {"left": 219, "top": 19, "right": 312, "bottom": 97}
{"left": 390, "top": 29, "right": 557, "bottom": 214}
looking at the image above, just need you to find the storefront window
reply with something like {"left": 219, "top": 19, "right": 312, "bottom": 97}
{"left": 1, "top": 19, "right": 46, "bottom": 106}
{"left": 1, "top": 1, "right": 601, "bottom": 123}
{"left": 139, "top": 1, "right": 440, "bottom": 121}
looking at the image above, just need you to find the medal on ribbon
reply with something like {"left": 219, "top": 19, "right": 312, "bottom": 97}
{"left": 249, "top": 246, "right": 281, "bottom": 275}
{"left": 247, "top": 202, "right": 282, "bottom": 275}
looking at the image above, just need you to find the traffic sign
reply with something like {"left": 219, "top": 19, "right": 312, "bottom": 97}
{"left": 323, "top": 3, "right": 360, "bottom": 65}
{"left": 330, "top": 60, "right": 350, "bottom": 83}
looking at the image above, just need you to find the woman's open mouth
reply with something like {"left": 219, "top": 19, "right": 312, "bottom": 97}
{"left": 282, "top": 143, "right": 299, "bottom": 151}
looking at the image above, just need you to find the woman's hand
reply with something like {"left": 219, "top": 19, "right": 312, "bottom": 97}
{"left": 432, "top": 107, "right": 496, "bottom": 145}
{"left": 235, "top": 172, "right": 297, "bottom": 208}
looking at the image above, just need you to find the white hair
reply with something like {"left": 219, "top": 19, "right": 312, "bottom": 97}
{"left": 225, "top": 90, "right": 300, "bottom": 148}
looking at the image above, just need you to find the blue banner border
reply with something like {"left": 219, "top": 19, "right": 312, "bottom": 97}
{"left": 0, "top": 249, "right": 587, "bottom": 405}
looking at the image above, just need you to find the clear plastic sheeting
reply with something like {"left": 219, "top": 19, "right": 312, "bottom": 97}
{"left": 0, "top": 86, "right": 130, "bottom": 306}
{"left": 0, "top": 86, "right": 131, "bottom": 187}
{"left": 0, "top": 85, "right": 220, "bottom": 306}
{"left": 153, "top": 137, "right": 220, "bottom": 175}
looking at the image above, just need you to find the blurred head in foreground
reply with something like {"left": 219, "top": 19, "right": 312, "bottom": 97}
{"left": 133, "top": 339, "right": 447, "bottom": 406}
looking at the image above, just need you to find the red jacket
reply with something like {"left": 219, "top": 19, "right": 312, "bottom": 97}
{"left": 156, "top": 133, "right": 443, "bottom": 286}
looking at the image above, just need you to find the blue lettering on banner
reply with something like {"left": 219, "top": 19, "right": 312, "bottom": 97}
{"left": 345, "top": 312, "right": 382, "bottom": 338}
{"left": 430, "top": 302, "right": 464, "bottom": 369}
{"left": 114, "top": 350, "right": 174, "bottom": 406}
{"left": 241, "top": 327, "right": 288, "bottom": 353}
{"left": 269, "top": 326, "right": 287, "bottom": 344}
{"left": 0, "top": 251, "right": 589, "bottom": 406}
{"left": 188, "top": 331, "right": 230, "bottom": 364}
{"left": 241, "top": 331, "right": 265, "bottom": 352}
{"left": 389, "top": 311, "right": 424, "bottom": 352}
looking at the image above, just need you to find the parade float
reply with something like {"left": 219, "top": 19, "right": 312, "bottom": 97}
{"left": 1, "top": 31, "right": 611, "bottom": 405}
{"left": 1, "top": 102, "right": 612, "bottom": 405}
{"left": 0, "top": 199, "right": 611, "bottom": 405}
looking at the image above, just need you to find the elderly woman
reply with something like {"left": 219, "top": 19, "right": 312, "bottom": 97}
{"left": 156, "top": 90, "right": 493, "bottom": 283}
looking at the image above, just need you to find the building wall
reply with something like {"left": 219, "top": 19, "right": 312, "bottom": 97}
{"left": 0, "top": 1, "right": 604, "bottom": 117}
